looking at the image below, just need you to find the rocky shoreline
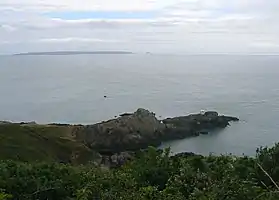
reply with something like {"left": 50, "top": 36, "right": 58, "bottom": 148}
{"left": 0, "top": 108, "right": 239, "bottom": 167}
{"left": 74, "top": 109, "right": 239, "bottom": 153}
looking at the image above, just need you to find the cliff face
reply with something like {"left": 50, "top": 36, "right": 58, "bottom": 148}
{"left": 0, "top": 109, "right": 239, "bottom": 165}
{"left": 162, "top": 111, "right": 239, "bottom": 140}
{"left": 74, "top": 108, "right": 165, "bottom": 153}
{"left": 73, "top": 109, "right": 239, "bottom": 154}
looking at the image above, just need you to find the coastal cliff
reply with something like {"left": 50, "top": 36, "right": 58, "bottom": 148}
{"left": 0, "top": 109, "right": 239, "bottom": 165}
{"left": 73, "top": 109, "right": 238, "bottom": 154}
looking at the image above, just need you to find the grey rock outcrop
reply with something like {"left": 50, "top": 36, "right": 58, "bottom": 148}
{"left": 162, "top": 111, "right": 239, "bottom": 140}
{"left": 73, "top": 109, "right": 239, "bottom": 154}
{"left": 74, "top": 108, "right": 165, "bottom": 153}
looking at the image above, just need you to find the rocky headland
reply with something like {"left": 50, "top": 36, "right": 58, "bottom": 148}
{"left": 0, "top": 109, "right": 239, "bottom": 167}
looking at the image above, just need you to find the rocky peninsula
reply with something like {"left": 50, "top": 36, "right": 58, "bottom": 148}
{"left": 0, "top": 109, "right": 239, "bottom": 166}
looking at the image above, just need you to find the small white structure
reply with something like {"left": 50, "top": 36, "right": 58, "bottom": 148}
{"left": 200, "top": 110, "right": 206, "bottom": 115}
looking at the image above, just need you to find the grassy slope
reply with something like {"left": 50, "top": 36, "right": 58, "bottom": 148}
{"left": 0, "top": 124, "right": 96, "bottom": 164}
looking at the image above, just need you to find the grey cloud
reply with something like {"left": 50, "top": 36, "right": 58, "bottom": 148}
{"left": 1, "top": 0, "right": 279, "bottom": 54}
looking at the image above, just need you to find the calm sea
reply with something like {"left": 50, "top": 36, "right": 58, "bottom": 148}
{"left": 1, "top": 54, "right": 279, "bottom": 156}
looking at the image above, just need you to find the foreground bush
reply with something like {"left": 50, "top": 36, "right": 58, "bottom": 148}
{"left": 2, "top": 145, "right": 279, "bottom": 199}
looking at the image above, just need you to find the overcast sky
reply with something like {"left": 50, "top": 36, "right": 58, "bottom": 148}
{"left": 1, "top": 0, "right": 279, "bottom": 54}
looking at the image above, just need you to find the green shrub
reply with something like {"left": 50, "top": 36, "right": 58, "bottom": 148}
{"left": 1, "top": 144, "right": 279, "bottom": 199}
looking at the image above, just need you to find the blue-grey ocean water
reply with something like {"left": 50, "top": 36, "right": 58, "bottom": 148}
{"left": 1, "top": 54, "right": 279, "bottom": 156}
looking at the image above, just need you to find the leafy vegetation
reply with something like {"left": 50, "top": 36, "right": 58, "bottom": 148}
{"left": 1, "top": 144, "right": 279, "bottom": 200}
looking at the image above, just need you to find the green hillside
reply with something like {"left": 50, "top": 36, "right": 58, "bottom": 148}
{"left": 0, "top": 124, "right": 94, "bottom": 164}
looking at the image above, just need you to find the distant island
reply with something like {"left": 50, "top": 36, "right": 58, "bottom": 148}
{"left": 13, "top": 51, "right": 134, "bottom": 56}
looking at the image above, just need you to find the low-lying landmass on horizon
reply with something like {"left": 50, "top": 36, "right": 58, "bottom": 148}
{"left": 13, "top": 51, "right": 134, "bottom": 56}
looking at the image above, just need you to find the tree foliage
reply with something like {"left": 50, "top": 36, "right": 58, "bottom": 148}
{"left": 2, "top": 144, "right": 279, "bottom": 199}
